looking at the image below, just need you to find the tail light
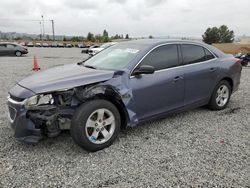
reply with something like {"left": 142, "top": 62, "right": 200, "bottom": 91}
{"left": 236, "top": 59, "right": 241, "bottom": 65}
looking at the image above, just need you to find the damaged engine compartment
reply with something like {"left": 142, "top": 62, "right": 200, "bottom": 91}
{"left": 26, "top": 89, "right": 75, "bottom": 137}
{"left": 25, "top": 83, "right": 133, "bottom": 138}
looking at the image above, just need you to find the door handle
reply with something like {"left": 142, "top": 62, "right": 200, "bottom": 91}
{"left": 173, "top": 76, "right": 183, "bottom": 83}
{"left": 209, "top": 67, "right": 216, "bottom": 72}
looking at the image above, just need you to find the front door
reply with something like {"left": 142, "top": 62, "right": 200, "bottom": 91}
{"left": 129, "top": 44, "right": 185, "bottom": 120}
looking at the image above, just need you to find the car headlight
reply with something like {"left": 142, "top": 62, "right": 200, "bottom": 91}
{"left": 24, "top": 94, "right": 53, "bottom": 108}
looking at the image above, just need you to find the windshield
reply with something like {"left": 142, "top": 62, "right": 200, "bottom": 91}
{"left": 84, "top": 43, "right": 145, "bottom": 70}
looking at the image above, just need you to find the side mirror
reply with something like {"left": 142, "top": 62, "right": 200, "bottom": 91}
{"left": 133, "top": 65, "right": 155, "bottom": 76}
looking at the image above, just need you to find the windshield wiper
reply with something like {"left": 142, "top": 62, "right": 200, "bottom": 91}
{"left": 83, "top": 65, "right": 96, "bottom": 69}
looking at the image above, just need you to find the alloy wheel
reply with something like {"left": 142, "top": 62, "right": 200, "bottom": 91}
{"left": 85, "top": 108, "right": 116, "bottom": 144}
{"left": 216, "top": 85, "right": 229, "bottom": 107}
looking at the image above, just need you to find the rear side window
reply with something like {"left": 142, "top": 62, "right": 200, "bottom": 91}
{"left": 204, "top": 48, "right": 215, "bottom": 60}
{"left": 182, "top": 44, "right": 206, "bottom": 64}
{"left": 6, "top": 44, "right": 15, "bottom": 48}
{"left": 139, "top": 44, "right": 179, "bottom": 71}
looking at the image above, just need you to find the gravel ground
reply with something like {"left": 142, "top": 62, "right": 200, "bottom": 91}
{"left": 0, "top": 48, "right": 249, "bottom": 187}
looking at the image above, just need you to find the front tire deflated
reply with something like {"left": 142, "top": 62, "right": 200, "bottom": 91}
{"left": 70, "top": 100, "right": 121, "bottom": 152}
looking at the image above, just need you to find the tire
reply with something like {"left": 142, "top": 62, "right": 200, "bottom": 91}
{"left": 208, "top": 80, "right": 231, "bottom": 110}
{"left": 241, "top": 61, "right": 248, "bottom": 67}
{"left": 15, "top": 51, "right": 22, "bottom": 57}
{"left": 71, "top": 99, "right": 121, "bottom": 152}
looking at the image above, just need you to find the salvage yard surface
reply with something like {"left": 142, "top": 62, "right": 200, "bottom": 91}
{"left": 0, "top": 48, "right": 249, "bottom": 187}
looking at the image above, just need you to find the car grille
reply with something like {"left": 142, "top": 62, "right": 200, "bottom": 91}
{"left": 9, "top": 95, "right": 24, "bottom": 102}
{"left": 8, "top": 106, "right": 16, "bottom": 122}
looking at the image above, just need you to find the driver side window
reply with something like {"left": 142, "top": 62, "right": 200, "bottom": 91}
{"left": 139, "top": 44, "right": 179, "bottom": 71}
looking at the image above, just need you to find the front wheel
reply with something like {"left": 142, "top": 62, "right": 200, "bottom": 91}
{"left": 208, "top": 80, "right": 231, "bottom": 110}
{"left": 71, "top": 100, "right": 121, "bottom": 152}
{"left": 15, "top": 51, "right": 22, "bottom": 57}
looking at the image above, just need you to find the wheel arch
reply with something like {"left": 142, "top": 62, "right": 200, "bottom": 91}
{"left": 87, "top": 94, "right": 129, "bottom": 129}
{"left": 220, "top": 77, "right": 233, "bottom": 91}
{"left": 77, "top": 85, "right": 130, "bottom": 129}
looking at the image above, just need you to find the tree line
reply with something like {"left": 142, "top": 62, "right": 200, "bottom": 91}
{"left": 1, "top": 26, "right": 236, "bottom": 44}
{"left": 63, "top": 30, "right": 130, "bottom": 42}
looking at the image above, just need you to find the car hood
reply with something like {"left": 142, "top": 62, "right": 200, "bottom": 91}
{"left": 18, "top": 63, "right": 114, "bottom": 94}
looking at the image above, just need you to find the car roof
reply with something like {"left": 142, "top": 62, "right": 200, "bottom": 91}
{"left": 120, "top": 39, "right": 206, "bottom": 46}
{"left": 118, "top": 39, "right": 225, "bottom": 57}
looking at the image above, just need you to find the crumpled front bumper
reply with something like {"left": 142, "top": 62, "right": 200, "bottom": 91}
{"left": 7, "top": 96, "right": 43, "bottom": 144}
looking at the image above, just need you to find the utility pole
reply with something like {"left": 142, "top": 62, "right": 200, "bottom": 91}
{"left": 41, "top": 15, "right": 45, "bottom": 40}
{"left": 39, "top": 22, "right": 43, "bottom": 40}
{"left": 51, "top": 20, "right": 55, "bottom": 41}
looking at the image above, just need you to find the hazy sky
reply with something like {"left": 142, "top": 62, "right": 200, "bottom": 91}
{"left": 0, "top": 0, "right": 249, "bottom": 37}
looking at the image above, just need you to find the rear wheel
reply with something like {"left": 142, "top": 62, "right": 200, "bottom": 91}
{"left": 15, "top": 51, "right": 22, "bottom": 57}
{"left": 71, "top": 100, "right": 121, "bottom": 152}
{"left": 208, "top": 80, "right": 231, "bottom": 110}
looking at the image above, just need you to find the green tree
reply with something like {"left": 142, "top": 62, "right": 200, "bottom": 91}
{"left": 87, "top": 32, "right": 95, "bottom": 42}
{"left": 114, "top": 34, "right": 119, "bottom": 39}
{"left": 102, "top": 29, "right": 109, "bottom": 42}
{"left": 95, "top": 34, "right": 102, "bottom": 42}
{"left": 125, "top": 34, "right": 129, "bottom": 39}
{"left": 202, "top": 25, "right": 234, "bottom": 44}
{"left": 149, "top": 35, "right": 153, "bottom": 39}
{"left": 63, "top": 36, "right": 67, "bottom": 41}
{"left": 218, "top": 25, "right": 234, "bottom": 43}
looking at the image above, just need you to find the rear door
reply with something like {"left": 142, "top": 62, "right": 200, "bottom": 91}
{"left": 129, "top": 44, "right": 185, "bottom": 120}
{"left": 181, "top": 44, "right": 218, "bottom": 105}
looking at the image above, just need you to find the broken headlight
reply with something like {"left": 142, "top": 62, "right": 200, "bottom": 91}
{"left": 24, "top": 94, "right": 53, "bottom": 108}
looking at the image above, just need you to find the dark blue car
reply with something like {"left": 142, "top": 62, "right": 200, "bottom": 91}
{"left": 7, "top": 39, "right": 242, "bottom": 151}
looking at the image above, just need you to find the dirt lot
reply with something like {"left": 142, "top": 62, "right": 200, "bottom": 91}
{"left": 213, "top": 43, "right": 250, "bottom": 54}
{"left": 0, "top": 48, "right": 249, "bottom": 187}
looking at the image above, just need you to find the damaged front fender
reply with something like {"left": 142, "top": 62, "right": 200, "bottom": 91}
{"left": 74, "top": 73, "right": 138, "bottom": 126}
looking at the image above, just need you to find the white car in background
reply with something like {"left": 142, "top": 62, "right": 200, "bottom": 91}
{"left": 88, "top": 42, "right": 116, "bottom": 56}
{"left": 35, "top": 43, "right": 42, "bottom": 47}
{"left": 42, "top": 43, "right": 49, "bottom": 47}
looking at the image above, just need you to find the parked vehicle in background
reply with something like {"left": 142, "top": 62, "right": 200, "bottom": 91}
{"left": 7, "top": 39, "right": 242, "bottom": 151}
{"left": 235, "top": 53, "right": 250, "bottom": 66}
{"left": 58, "top": 43, "right": 64, "bottom": 48}
{"left": 19, "top": 42, "right": 26, "bottom": 46}
{"left": 88, "top": 42, "right": 117, "bottom": 56}
{"left": 77, "top": 44, "right": 85, "bottom": 48}
{"left": 27, "top": 42, "right": 34, "bottom": 47}
{"left": 35, "top": 43, "right": 42, "bottom": 47}
{"left": 81, "top": 44, "right": 99, "bottom": 54}
{"left": 0, "top": 42, "right": 28, "bottom": 56}
{"left": 42, "top": 43, "right": 49, "bottom": 47}
{"left": 51, "top": 42, "right": 58, "bottom": 48}
{"left": 66, "top": 44, "right": 73, "bottom": 48}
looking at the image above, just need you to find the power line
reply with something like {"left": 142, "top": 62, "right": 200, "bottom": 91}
{"left": 0, "top": 17, "right": 55, "bottom": 40}
{"left": 0, "top": 18, "right": 51, "bottom": 22}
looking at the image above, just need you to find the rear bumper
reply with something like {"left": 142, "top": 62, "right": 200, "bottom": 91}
{"left": 7, "top": 96, "right": 43, "bottom": 144}
{"left": 232, "top": 66, "right": 242, "bottom": 93}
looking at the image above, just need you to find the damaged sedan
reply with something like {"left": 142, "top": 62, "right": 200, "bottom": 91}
{"left": 7, "top": 39, "right": 242, "bottom": 151}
